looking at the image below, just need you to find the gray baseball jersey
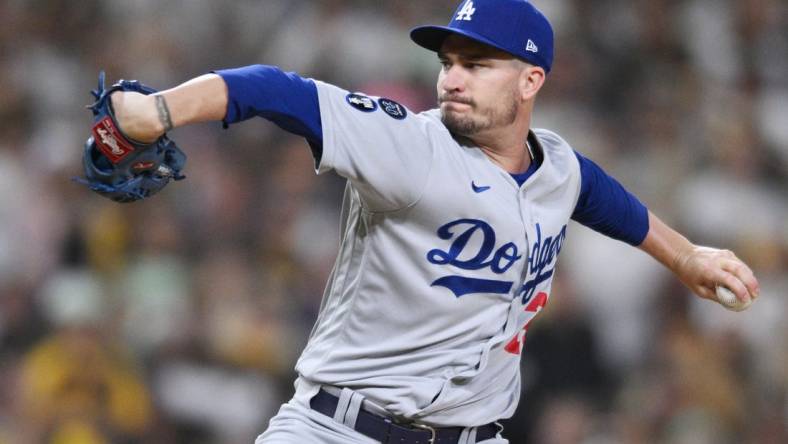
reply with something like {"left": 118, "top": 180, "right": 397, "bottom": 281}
{"left": 294, "top": 81, "right": 581, "bottom": 427}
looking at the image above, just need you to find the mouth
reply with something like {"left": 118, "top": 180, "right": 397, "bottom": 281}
{"left": 439, "top": 94, "right": 473, "bottom": 106}
{"left": 441, "top": 100, "right": 472, "bottom": 110}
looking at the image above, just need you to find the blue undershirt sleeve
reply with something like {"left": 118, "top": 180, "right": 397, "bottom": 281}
{"left": 571, "top": 151, "right": 650, "bottom": 246}
{"left": 214, "top": 64, "right": 323, "bottom": 157}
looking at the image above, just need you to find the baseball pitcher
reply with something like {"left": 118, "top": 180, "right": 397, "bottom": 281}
{"left": 79, "top": 1, "right": 760, "bottom": 443}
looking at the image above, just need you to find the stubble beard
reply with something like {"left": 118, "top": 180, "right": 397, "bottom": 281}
{"left": 440, "top": 89, "right": 519, "bottom": 137}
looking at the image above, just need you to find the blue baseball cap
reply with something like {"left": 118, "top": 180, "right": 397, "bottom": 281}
{"left": 410, "top": 0, "right": 554, "bottom": 73}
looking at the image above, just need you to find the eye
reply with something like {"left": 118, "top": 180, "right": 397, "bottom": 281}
{"left": 439, "top": 59, "right": 451, "bottom": 70}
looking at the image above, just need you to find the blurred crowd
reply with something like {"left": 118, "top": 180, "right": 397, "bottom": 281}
{"left": 0, "top": 0, "right": 786, "bottom": 443}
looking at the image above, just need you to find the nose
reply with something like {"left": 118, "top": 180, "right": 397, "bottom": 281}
{"left": 440, "top": 65, "right": 466, "bottom": 94}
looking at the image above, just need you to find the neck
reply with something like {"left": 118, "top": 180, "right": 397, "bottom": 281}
{"left": 471, "top": 116, "right": 532, "bottom": 174}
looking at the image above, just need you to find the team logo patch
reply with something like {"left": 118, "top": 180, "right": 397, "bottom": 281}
{"left": 346, "top": 93, "right": 377, "bottom": 112}
{"left": 378, "top": 98, "right": 407, "bottom": 120}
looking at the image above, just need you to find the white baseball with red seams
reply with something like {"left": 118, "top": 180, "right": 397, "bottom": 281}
{"left": 716, "top": 285, "right": 753, "bottom": 312}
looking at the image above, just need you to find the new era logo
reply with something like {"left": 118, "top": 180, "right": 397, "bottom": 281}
{"left": 456, "top": 0, "right": 475, "bottom": 21}
{"left": 526, "top": 39, "right": 538, "bottom": 53}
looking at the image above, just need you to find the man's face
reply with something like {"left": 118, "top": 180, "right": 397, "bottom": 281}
{"left": 437, "top": 35, "right": 524, "bottom": 137}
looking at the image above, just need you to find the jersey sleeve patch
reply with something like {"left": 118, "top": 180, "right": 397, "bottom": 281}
{"left": 346, "top": 93, "right": 378, "bottom": 112}
{"left": 378, "top": 98, "right": 408, "bottom": 120}
{"left": 317, "top": 81, "right": 434, "bottom": 212}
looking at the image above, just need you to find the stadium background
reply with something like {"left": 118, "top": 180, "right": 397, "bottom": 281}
{"left": 0, "top": 0, "right": 786, "bottom": 442}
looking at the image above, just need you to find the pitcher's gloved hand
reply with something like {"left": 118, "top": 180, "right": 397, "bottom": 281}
{"left": 76, "top": 71, "right": 186, "bottom": 203}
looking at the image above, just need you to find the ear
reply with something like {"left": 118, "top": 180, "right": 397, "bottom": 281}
{"left": 518, "top": 65, "right": 546, "bottom": 101}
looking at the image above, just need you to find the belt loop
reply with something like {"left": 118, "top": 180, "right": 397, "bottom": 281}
{"left": 343, "top": 391, "right": 364, "bottom": 429}
{"left": 333, "top": 388, "right": 354, "bottom": 424}
{"left": 458, "top": 426, "right": 475, "bottom": 444}
{"left": 333, "top": 387, "right": 365, "bottom": 430}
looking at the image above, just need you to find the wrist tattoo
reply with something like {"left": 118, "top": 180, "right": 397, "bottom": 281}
{"left": 155, "top": 94, "right": 174, "bottom": 132}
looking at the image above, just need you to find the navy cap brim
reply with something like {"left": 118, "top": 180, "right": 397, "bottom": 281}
{"left": 410, "top": 25, "right": 515, "bottom": 58}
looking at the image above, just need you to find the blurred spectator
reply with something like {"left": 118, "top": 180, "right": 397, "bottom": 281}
{"left": 19, "top": 268, "right": 153, "bottom": 443}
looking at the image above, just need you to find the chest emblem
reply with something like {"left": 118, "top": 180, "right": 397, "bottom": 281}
{"left": 427, "top": 220, "right": 567, "bottom": 300}
{"left": 427, "top": 219, "right": 521, "bottom": 297}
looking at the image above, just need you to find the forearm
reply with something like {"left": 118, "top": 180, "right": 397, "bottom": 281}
{"left": 160, "top": 74, "right": 229, "bottom": 127}
{"left": 637, "top": 211, "right": 694, "bottom": 274}
{"left": 112, "top": 74, "right": 228, "bottom": 143}
{"left": 113, "top": 66, "right": 321, "bottom": 145}
{"left": 638, "top": 210, "right": 760, "bottom": 302}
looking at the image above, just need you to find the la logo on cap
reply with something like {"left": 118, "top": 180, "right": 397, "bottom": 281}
{"left": 456, "top": 0, "right": 476, "bottom": 21}
{"left": 526, "top": 39, "right": 538, "bottom": 53}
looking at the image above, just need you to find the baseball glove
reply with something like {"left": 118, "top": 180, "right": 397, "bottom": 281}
{"left": 76, "top": 71, "right": 186, "bottom": 203}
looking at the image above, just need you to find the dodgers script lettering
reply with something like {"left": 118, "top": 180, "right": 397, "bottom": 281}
{"left": 520, "top": 224, "right": 567, "bottom": 304}
{"left": 427, "top": 219, "right": 567, "bottom": 299}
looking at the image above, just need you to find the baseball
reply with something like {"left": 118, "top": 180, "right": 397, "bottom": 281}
{"left": 715, "top": 285, "right": 752, "bottom": 312}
